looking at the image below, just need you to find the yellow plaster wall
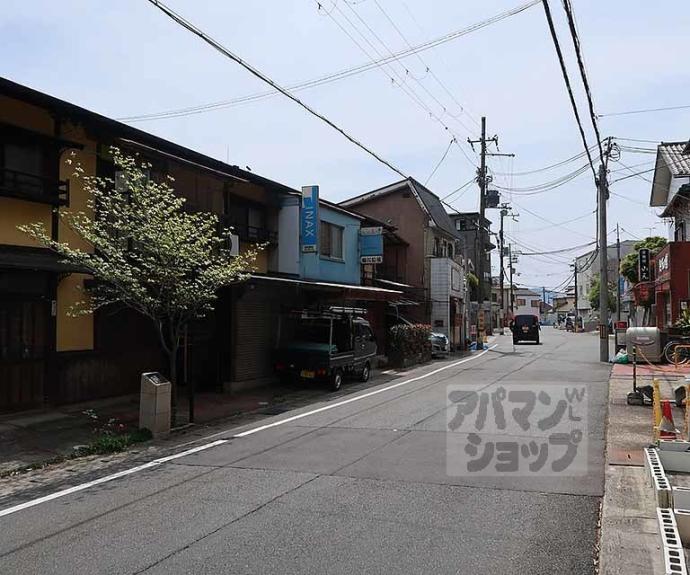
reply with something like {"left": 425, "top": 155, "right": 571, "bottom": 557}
{"left": 56, "top": 274, "right": 94, "bottom": 351}
{"left": 0, "top": 197, "right": 52, "bottom": 246}
{"left": 55, "top": 122, "right": 96, "bottom": 351}
{"left": 0, "top": 95, "right": 53, "bottom": 134}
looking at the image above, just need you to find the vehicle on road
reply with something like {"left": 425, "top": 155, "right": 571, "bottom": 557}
{"left": 274, "top": 309, "right": 377, "bottom": 391}
{"left": 511, "top": 314, "right": 541, "bottom": 345}
{"left": 430, "top": 332, "right": 450, "bottom": 357}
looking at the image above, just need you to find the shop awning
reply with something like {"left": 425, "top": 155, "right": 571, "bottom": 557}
{"left": 374, "top": 278, "right": 415, "bottom": 289}
{"left": 249, "top": 275, "right": 402, "bottom": 301}
{"left": 0, "top": 246, "right": 87, "bottom": 273}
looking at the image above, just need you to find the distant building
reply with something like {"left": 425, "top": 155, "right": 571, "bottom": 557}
{"left": 340, "top": 178, "right": 469, "bottom": 348}
{"left": 575, "top": 240, "right": 637, "bottom": 319}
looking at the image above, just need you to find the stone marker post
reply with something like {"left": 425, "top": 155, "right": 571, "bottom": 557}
{"left": 139, "top": 372, "right": 171, "bottom": 437}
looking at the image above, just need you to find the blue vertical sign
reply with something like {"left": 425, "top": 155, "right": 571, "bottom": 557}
{"left": 301, "top": 185, "right": 319, "bottom": 253}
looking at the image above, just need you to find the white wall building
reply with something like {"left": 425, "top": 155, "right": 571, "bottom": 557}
{"left": 430, "top": 257, "right": 466, "bottom": 347}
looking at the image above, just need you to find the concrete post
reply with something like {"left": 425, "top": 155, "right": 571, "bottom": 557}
{"left": 139, "top": 372, "right": 171, "bottom": 437}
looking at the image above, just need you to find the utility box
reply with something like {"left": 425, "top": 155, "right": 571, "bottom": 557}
{"left": 626, "top": 327, "right": 663, "bottom": 363}
{"left": 614, "top": 320, "right": 628, "bottom": 352}
{"left": 139, "top": 372, "right": 171, "bottom": 437}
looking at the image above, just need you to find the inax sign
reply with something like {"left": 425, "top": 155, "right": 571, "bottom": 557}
{"left": 301, "top": 185, "right": 319, "bottom": 253}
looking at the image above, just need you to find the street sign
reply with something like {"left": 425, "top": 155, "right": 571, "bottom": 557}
{"left": 359, "top": 226, "right": 383, "bottom": 264}
{"left": 638, "top": 248, "right": 650, "bottom": 282}
{"left": 301, "top": 185, "right": 319, "bottom": 253}
{"left": 360, "top": 255, "right": 383, "bottom": 264}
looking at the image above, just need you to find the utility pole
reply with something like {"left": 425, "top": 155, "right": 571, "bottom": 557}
{"left": 572, "top": 260, "right": 578, "bottom": 332}
{"left": 542, "top": 286, "right": 547, "bottom": 316}
{"left": 616, "top": 223, "right": 621, "bottom": 323}
{"left": 598, "top": 138, "right": 613, "bottom": 362}
{"left": 468, "top": 117, "right": 512, "bottom": 343}
{"left": 498, "top": 203, "right": 511, "bottom": 335}
{"left": 509, "top": 244, "right": 515, "bottom": 316}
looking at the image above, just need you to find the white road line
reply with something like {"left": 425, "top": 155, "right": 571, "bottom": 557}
{"left": 233, "top": 344, "right": 497, "bottom": 437}
{"left": 0, "top": 344, "right": 497, "bottom": 518}
{"left": 0, "top": 440, "right": 227, "bottom": 519}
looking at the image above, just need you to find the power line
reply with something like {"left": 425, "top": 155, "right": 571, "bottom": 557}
{"left": 599, "top": 103, "right": 690, "bottom": 118}
{"left": 121, "top": 0, "right": 540, "bottom": 123}
{"left": 493, "top": 163, "right": 590, "bottom": 195}
{"left": 518, "top": 209, "right": 595, "bottom": 232}
{"left": 371, "top": 0, "right": 479, "bottom": 132}
{"left": 609, "top": 167, "right": 656, "bottom": 185}
{"left": 425, "top": 138, "right": 455, "bottom": 185}
{"left": 322, "top": 0, "right": 479, "bottom": 170}
{"left": 144, "top": 0, "right": 407, "bottom": 177}
{"left": 490, "top": 144, "right": 597, "bottom": 176}
{"left": 441, "top": 177, "right": 476, "bottom": 201}
{"left": 519, "top": 240, "right": 596, "bottom": 256}
{"left": 540, "top": 0, "right": 597, "bottom": 182}
{"left": 561, "top": 0, "right": 604, "bottom": 164}
{"left": 510, "top": 199, "right": 595, "bottom": 240}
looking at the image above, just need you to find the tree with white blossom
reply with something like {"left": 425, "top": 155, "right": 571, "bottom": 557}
{"left": 19, "top": 148, "right": 263, "bottom": 422}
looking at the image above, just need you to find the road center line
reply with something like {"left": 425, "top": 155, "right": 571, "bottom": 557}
{"left": 0, "top": 344, "right": 497, "bottom": 519}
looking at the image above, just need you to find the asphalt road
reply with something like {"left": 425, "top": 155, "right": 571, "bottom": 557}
{"left": 0, "top": 330, "right": 610, "bottom": 574}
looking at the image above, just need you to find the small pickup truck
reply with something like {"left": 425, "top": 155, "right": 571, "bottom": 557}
{"left": 274, "top": 310, "right": 377, "bottom": 391}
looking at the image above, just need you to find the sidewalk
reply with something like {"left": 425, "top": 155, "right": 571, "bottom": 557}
{"left": 599, "top": 361, "right": 690, "bottom": 574}
{"left": 0, "top": 349, "right": 476, "bottom": 477}
{"left": 0, "top": 383, "right": 335, "bottom": 476}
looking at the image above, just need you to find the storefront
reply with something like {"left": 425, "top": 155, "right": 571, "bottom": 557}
{"left": 654, "top": 242, "right": 690, "bottom": 330}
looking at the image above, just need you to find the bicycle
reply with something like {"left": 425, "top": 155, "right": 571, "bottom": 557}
{"left": 663, "top": 336, "right": 690, "bottom": 364}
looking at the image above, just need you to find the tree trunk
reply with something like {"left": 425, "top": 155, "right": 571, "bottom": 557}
{"left": 168, "top": 344, "right": 178, "bottom": 427}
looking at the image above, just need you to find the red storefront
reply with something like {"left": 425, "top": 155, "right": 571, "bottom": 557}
{"left": 654, "top": 242, "right": 690, "bottom": 330}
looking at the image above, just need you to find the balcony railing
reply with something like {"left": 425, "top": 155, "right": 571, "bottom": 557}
{"left": 0, "top": 167, "right": 69, "bottom": 206}
{"left": 218, "top": 216, "right": 278, "bottom": 245}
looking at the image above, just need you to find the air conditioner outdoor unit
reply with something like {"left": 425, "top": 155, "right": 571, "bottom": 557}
{"left": 228, "top": 233, "right": 240, "bottom": 257}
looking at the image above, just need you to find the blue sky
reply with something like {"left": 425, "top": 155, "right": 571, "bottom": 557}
{"left": 3, "top": 0, "right": 689, "bottom": 291}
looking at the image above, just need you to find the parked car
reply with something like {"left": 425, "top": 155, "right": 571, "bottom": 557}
{"left": 274, "top": 310, "right": 376, "bottom": 391}
{"left": 430, "top": 332, "right": 450, "bottom": 357}
{"left": 511, "top": 314, "right": 541, "bottom": 344}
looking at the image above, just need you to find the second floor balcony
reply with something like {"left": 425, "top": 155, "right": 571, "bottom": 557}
{"left": 0, "top": 166, "right": 70, "bottom": 206}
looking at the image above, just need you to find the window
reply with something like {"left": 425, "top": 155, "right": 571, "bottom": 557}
{"left": 516, "top": 298, "right": 526, "bottom": 306}
{"left": 320, "top": 221, "right": 343, "bottom": 259}
{"left": 676, "top": 220, "right": 686, "bottom": 242}
{"left": 531, "top": 299, "right": 540, "bottom": 308}
{"left": 491, "top": 293, "right": 498, "bottom": 302}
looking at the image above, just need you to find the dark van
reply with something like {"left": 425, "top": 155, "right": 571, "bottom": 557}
{"left": 511, "top": 314, "right": 541, "bottom": 345}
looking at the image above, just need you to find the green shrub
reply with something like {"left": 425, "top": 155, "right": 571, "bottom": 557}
{"left": 389, "top": 324, "right": 432, "bottom": 359}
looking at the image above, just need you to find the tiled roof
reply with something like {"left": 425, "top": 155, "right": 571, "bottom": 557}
{"left": 659, "top": 142, "right": 690, "bottom": 176}
{"left": 408, "top": 179, "right": 461, "bottom": 239}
